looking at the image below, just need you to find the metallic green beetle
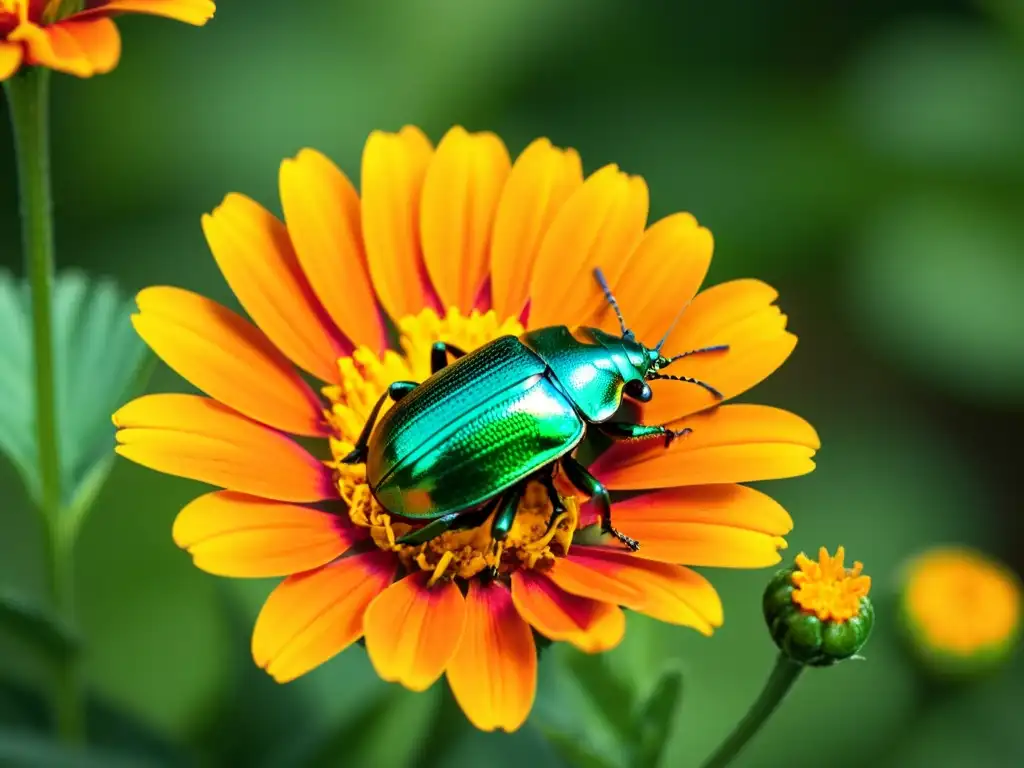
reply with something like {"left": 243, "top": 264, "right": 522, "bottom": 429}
{"left": 340, "top": 269, "right": 727, "bottom": 558}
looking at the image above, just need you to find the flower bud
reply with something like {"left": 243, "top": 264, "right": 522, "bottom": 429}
{"left": 763, "top": 546, "right": 873, "bottom": 666}
{"left": 899, "top": 547, "right": 1021, "bottom": 680}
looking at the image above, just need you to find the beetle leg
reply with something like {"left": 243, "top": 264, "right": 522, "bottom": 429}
{"left": 561, "top": 456, "right": 639, "bottom": 552}
{"left": 339, "top": 380, "right": 417, "bottom": 463}
{"left": 486, "top": 489, "right": 522, "bottom": 580}
{"left": 395, "top": 511, "right": 464, "bottom": 546}
{"left": 538, "top": 465, "right": 566, "bottom": 516}
{"left": 430, "top": 341, "right": 468, "bottom": 374}
{"left": 598, "top": 422, "right": 692, "bottom": 448}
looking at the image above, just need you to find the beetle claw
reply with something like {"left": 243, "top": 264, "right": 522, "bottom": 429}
{"left": 664, "top": 427, "right": 692, "bottom": 448}
{"left": 340, "top": 448, "right": 367, "bottom": 464}
{"left": 607, "top": 527, "right": 640, "bottom": 552}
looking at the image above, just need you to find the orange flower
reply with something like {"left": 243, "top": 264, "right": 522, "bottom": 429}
{"left": 112, "top": 127, "right": 820, "bottom": 732}
{"left": 0, "top": 0, "right": 214, "bottom": 81}
{"left": 901, "top": 547, "right": 1021, "bottom": 675}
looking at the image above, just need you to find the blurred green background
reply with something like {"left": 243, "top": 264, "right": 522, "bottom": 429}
{"left": 2, "top": 0, "right": 1023, "bottom": 765}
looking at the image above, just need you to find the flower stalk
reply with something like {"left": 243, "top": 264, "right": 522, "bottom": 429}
{"left": 4, "top": 66, "right": 84, "bottom": 745}
{"left": 700, "top": 654, "right": 803, "bottom": 768}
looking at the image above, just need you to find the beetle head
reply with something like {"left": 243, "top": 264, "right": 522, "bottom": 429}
{"left": 592, "top": 268, "right": 728, "bottom": 404}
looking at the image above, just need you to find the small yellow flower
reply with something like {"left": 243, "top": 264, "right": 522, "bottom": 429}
{"left": 901, "top": 547, "right": 1021, "bottom": 677}
{"left": 112, "top": 126, "right": 820, "bottom": 732}
{"left": 764, "top": 546, "right": 873, "bottom": 665}
{"left": 0, "top": 0, "right": 214, "bottom": 81}
{"left": 792, "top": 546, "right": 871, "bottom": 622}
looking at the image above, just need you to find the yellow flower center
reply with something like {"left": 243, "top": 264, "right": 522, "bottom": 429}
{"left": 791, "top": 546, "right": 871, "bottom": 622}
{"left": 905, "top": 548, "right": 1021, "bottom": 655}
{"left": 323, "top": 308, "right": 581, "bottom": 584}
{"left": 0, "top": 0, "right": 26, "bottom": 20}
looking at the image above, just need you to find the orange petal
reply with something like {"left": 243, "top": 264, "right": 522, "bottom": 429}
{"left": 446, "top": 580, "right": 536, "bottom": 733}
{"left": 172, "top": 491, "right": 362, "bottom": 577}
{"left": 567, "top": 547, "right": 723, "bottom": 634}
{"left": 113, "top": 394, "right": 334, "bottom": 502}
{"left": 528, "top": 165, "right": 648, "bottom": 329}
{"left": 69, "top": 0, "right": 216, "bottom": 25}
{"left": 201, "top": 194, "right": 348, "bottom": 383}
{"left": 361, "top": 126, "right": 436, "bottom": 322}
{"left": 132, "top": 287, "right": 326, "bottom": 437}
{"left": 252, "top": 550, "right": 395, "bottom": 683}
{"left": 420, "top": 127, "right": 510, "bottom": 313}
{"left": 660, "top": 279, "right": 779, "bottom": 353}
{"left": 490, "top": 139, "right": 583, "bottom": 319}
{"left": 510, "top": 570, "right": 624, "bottom": 653}
{"left": 546, "top": 549, "right": 648, "bottom": 606}
{"left": 0, "top": 42, "right": 23, "bottom": 81}
{"left": 612, "top": 485, "right": 792, "bottom": 568}
{"left": 52, "top": 19, "right": 120, "bottom": 74}
{"left": 642, "top": 281, "right": 797, "bottom": 422}
{"left": 592, "top": 213, "right": 713, "bottom": 341}
{"left": 364, "top": 572, "right": 466, "bottom": 692}
{"left": 279, "top": 149, "right": 386, "bottom": 352}
{"left": 591, "top": 404, "right": 820, "bottom": 491}
{"left": 12, "top": 21, "right": 92, "bottom": 77}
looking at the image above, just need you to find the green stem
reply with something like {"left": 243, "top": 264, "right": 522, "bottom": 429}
{"left": 701, "top": 655, "right": 803, "bottom": 768}
{"left": 5, "top": 68, "right": 84, "bottom": 745}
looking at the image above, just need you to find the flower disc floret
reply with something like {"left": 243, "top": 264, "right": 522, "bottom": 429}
{"left": 324, "top": 307, "right": 580, "bottom": 585}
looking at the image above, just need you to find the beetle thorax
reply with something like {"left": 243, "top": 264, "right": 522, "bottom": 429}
{"left": 324, "top": 307, "right": 585, "bottom": 585}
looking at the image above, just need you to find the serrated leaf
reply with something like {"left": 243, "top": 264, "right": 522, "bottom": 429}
{"left": 0, "top": 586, "right": 79, "bottom": 661}
{"left": 563, "top": 648, "right": 640, "bottom": 745}
{"left": 0, "top": 270, "right": 149, "bottom": 525}
{"left": 539, "top": 726, "right": 620, "bottom": 768}
{"left": 629, "top": 668, "right": 684, "bottom": 768}
{"left": 51, "top": 271, "right": 150, "bottom": 516}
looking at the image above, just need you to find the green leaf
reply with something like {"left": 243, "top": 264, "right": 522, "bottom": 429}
{"left": 629, "top": 668, "right": 684, "bottom": 768}
{"left": 0, "top": 271, "right": 37, "bottom": 500}
{"left": 0, "top": 730, "right": 151, "bottom": 768}
{"left": 0, "top": 270, "right": 150, "bottom": 524}
{"left": 0, "top": 586, "right": 79, "bottom": 661}
{"left": 0, "top": 676, "right": 193, "bottom": 767}
{"left": 51, "top": 271, "right": 150, "bottom": 517}
{"left": 539, "top": 726, "right": 620, "bottom": 768}
{"left": 563, "top": 648, "right": 640, "bottom": 745}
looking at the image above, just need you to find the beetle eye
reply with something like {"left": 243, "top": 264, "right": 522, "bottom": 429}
{"left": 625, "top": 379, "right": 653, "bottom": 403}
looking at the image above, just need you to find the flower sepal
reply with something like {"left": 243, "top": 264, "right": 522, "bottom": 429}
{"left": 763, "top": 547, "right": 874, "bottom": 666}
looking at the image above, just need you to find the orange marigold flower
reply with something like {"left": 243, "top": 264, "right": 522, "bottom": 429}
{"left": 0, "top": 0, "right": 214, "bottom": 81}
{"left": 112, "top": 126, "right": 820, "bottom": 732}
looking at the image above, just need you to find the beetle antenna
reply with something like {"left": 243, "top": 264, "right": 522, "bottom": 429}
{"left": 665, "top": 344, "right": 730, "bottom": 364}
{"left": 650, "top": 373, "right": 724, "bottom": 399}
{"left": 594, "top": 268, "right": 633, "bottom": 339}
{"left": 653, "top": 302, "right": 689, "bottom": 352}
